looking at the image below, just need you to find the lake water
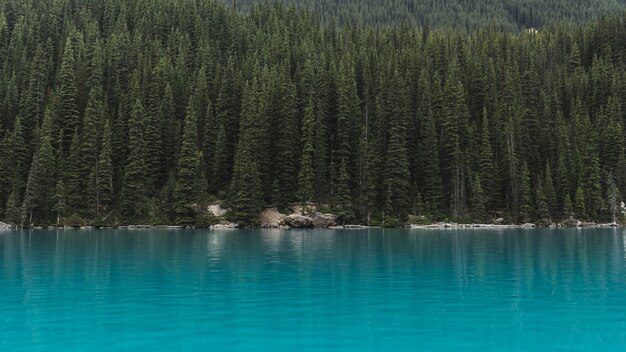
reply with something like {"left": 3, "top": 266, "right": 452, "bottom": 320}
{"left": 1, "top": 228, "right": 625, "bottom": 351}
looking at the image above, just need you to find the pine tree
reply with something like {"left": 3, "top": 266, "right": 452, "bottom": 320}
{"left": 441, "top": 70, "right": 469, "bottom": 217}
{"left": 606, "top": 172, "right": 621, "bottom": 223}
{"left": 336, "top": 54, "right": 360, "bottom": 165}
{"left": 121, "top": 99, "right": 148, "bottom": 221}
{"left": 358, "top": 126, "right": 377, "bottom": 224}
{"left": 535, "top": 179, "right": 551, "bottom": 224}
{"left": 544, "top": 163, "right": 557, "bottom": 216}
{"left": 384, "top": 119, "right": 411, "bottom": 219}
{"left": 298, "top": 98, "right": 316, "bottom": 206}
{"left": 418, "top": 107, "right": 443, "bottom": 216}
{"left": 58, "top": 37, "right": 79, "bottom": 152}
{"left": 335, "top": 160, "right": 354, "bottom": 225}
{"left": 82, "top": 88, "right": 104, "bottom": 211}
{"left": 22, "top": 109, "right": 56, "bottom": 224}
{"left": 563, "top": 194, "right": 574, "bottom": 220}
{"left": 174, "top": 97, "right": 200, "bottom": 226}
{"left": 479, "top": 107, "right": 496, "bottom": 210}
{"left": 575, "top": 186, "right": 586, "bottom": 220}
{"left": 96, "top": 120, "right": 114, "bottom": 214}
{"left": 212, "top": 123, "right": 230, "bottom": 194}
{"left": 227, "top": 80, "right": 264, "bottom": 225}
{"left": 65, "top": 130, "right": 82, "bottom": 210}
{"left": 471, "top": 175, "right": 487, "bottom": 222}
{"left": 519, "top": 162, "right": 533, "bottom": 223}
{"left": 272, "top": 65, "right": 299, "bottom": 207}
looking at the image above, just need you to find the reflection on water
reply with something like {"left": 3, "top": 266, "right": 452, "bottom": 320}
{"left": 1, "top": 228, "right": 626, "bottom": 351}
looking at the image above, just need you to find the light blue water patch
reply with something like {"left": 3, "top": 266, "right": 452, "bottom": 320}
{"left": 1, "top": 228, "right": 626, "bottom": 351}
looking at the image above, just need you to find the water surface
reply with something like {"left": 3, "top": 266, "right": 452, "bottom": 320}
{"left": 1, "top": 228, "right": 625, "bottom": 351}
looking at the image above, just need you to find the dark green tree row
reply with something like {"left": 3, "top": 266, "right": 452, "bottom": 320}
{"left": 233, "top": 0, "right": 626, "bottom": 31}
{"left": 1, "top": 0, "right": 626, "bottom": 226}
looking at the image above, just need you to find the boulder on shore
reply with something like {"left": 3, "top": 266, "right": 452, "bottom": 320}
{"left": 283, "top": 214, "right": 314, "bottom": 228}
{"left": 312, "top": 213, "right": 337, "bottom": 228}
{"left": 0, "top": 221, "right": 13, "bottom": 230}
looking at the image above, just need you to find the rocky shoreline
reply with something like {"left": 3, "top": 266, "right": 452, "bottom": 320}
{"left": 1, "top": 205, "right": 621, "bottom": 231}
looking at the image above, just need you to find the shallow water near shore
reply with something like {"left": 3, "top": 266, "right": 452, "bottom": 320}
{"left": 1, "top": 228, "right": 626, "bottom": 351}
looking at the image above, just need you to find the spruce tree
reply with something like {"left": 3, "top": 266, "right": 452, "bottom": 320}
{"left": 519, "top": 162, "right": 533, "bottom": 223}
{"left": 418, "top": 107, "right": 443, "bottom": 216}
{"left": 22, "top": 109, "right": 56, "bottom": 224}
{"left": 298, "top": 98, "right": 316, "bottom": 206}
{"left": 479, "top": 107, "right": 496, "bottom": 210}
{"left": 384, "top": 119, "right": 411, "bottom": 219}
{"left": 575, "top": 186, "right": 586, "bottom": 220}
{"left": 471, "top": 175, "right": 487, "bottom": 222}
{"left": 563, "top": 194, "right": 574, "bottom": 220}
{"left": 335, "top": 160, "right": 354, "bottom": 225}
{"left": 228, "top": 80, "right": 264, "bottom": 225}
{"left": 121, "top": 99, "right": 148, "bottom": 222}
{"left": 174, "top": 97, "right": 200, "bottom": 226}
{"left": 212, "top": 123, "right": 230, "bottom": 194}
{"left": 96, "top": 120, "right": 114, "bottom": 214}
{"left": 58, "top": 37, "right": 79, "bottom": 152}
{"left": 544, "top": 163, "right": 557, "bottom": 216}
{"left": 535, "top": 179, "right": 551, "bottom": 224}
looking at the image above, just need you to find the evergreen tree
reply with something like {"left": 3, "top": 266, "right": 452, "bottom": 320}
{"left": 563, "top": 193, "right": 574, "bottom": 220}
{"left": 96, "top": 120, "right": 114, "bottom": 214}
{"left": 298, "top": 98, "right": 316, "bottom": 206}
{"left": 121, "top": 99, "right": 148, "bottom": 221}
{"left": 471, "top": 175, "right": 487, "bottom": 222}
{"left": 22, "top": 109, "right": 56, "bottom": 224}
{"left": 535, "top": 179, "right": 551, "bottom": 224}
{"left": 544, "top": 163, "right": 557, "bottom": 216}
{"left": 58, "top": 37, "right": 79, "bottom": 152}
{"left": 227, "top": 80, "right": 264, "bottom": 225}
{"left": 174, "top": 97, "right": 200, "bottom": 226}
{"left": 335, "top": 160, "right": 354, "bottom": 225}
{"left": 519, "top": 162, "right": 533, "bottom": 223}
{"left": 479, "top": 107, "right": 496, "bottom": 210}
{"left": 606, "top": 172, "right": 621, "bottom": 223}
{"left": 418, "top": 107, "right": 443, "bottom": 216}
{"left": 575, "top": 186, "right": 586, "bottom": 220}
{"left": 384, "top": 119, "right": 411, "bottom": 219}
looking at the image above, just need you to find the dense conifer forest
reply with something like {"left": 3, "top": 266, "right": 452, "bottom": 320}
{"left": 233, "top": 0, "right": 626, "bottom": 30}
{"left": 2, "top": 0, "right": 626, "bottom": 226}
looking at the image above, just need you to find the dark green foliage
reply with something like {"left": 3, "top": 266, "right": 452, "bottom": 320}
{"left": 227, "top": 80, "right": 264, "bottom": 225}
{"left": 471, "top": 175, "right": 487, "bottom": 222}
{"left": 233, "top": 0, "right": 626, "bottom": 30}
{"left": 335, "top": 160, "right": 354, "bottom": 224}
{"left": 96, "top": 120, "right": 114, "bottom": 214}
{"left": 3, "top": 0, "right": 626, "bottom": 226}
{"left": 58, "top": 37, "right": 79, "bottom": 153}
{"left": 563, "top": 194, "right": 574, "bottom": 220}
{"left": 298, "top": 98, "right": 316, "bottom": 205}
{"left": 535, "top": 179, "right": 551, "bottom": 224}
{"left": 174, "top": 98, "right": 200, "bottom": 226}
{"left": 121, "top": 99, "right": 148, "bottom": 222}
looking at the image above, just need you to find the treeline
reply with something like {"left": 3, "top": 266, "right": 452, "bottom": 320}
{"left": 1, "top": 0, "right": 626, "bottom": 226}
{"left": 233, "top": 0, "right": 626, "bottom": 30}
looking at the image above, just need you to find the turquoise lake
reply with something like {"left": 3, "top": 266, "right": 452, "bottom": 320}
{"left": 1, "top": 228, "right": 626, "bottom": 351}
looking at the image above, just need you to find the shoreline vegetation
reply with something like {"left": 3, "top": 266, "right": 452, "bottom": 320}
{"left": 0, "top": 203, "right": 621, "bottom": 230}
{"left": 3, "top": 1, "right": 626, "bottom": 229}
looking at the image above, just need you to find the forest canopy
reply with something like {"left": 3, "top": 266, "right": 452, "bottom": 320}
{"left": 232, "top": 0, "right": 626, "bottom": 30}
{"left": 1, "top": 0, "right": 626, "bottom": 226}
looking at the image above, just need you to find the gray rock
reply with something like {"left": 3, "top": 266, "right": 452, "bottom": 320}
{"left": 283, "top": 214, "right": 314, "bottom": 228}
{"left": 312, "top": 213, "right": 337, "bottom": 228}
{"left": 0, "top": 221, "right": 13, "bottom": 230}
{"left": 211, "top": 223, "right": 238, "bottom": 229}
